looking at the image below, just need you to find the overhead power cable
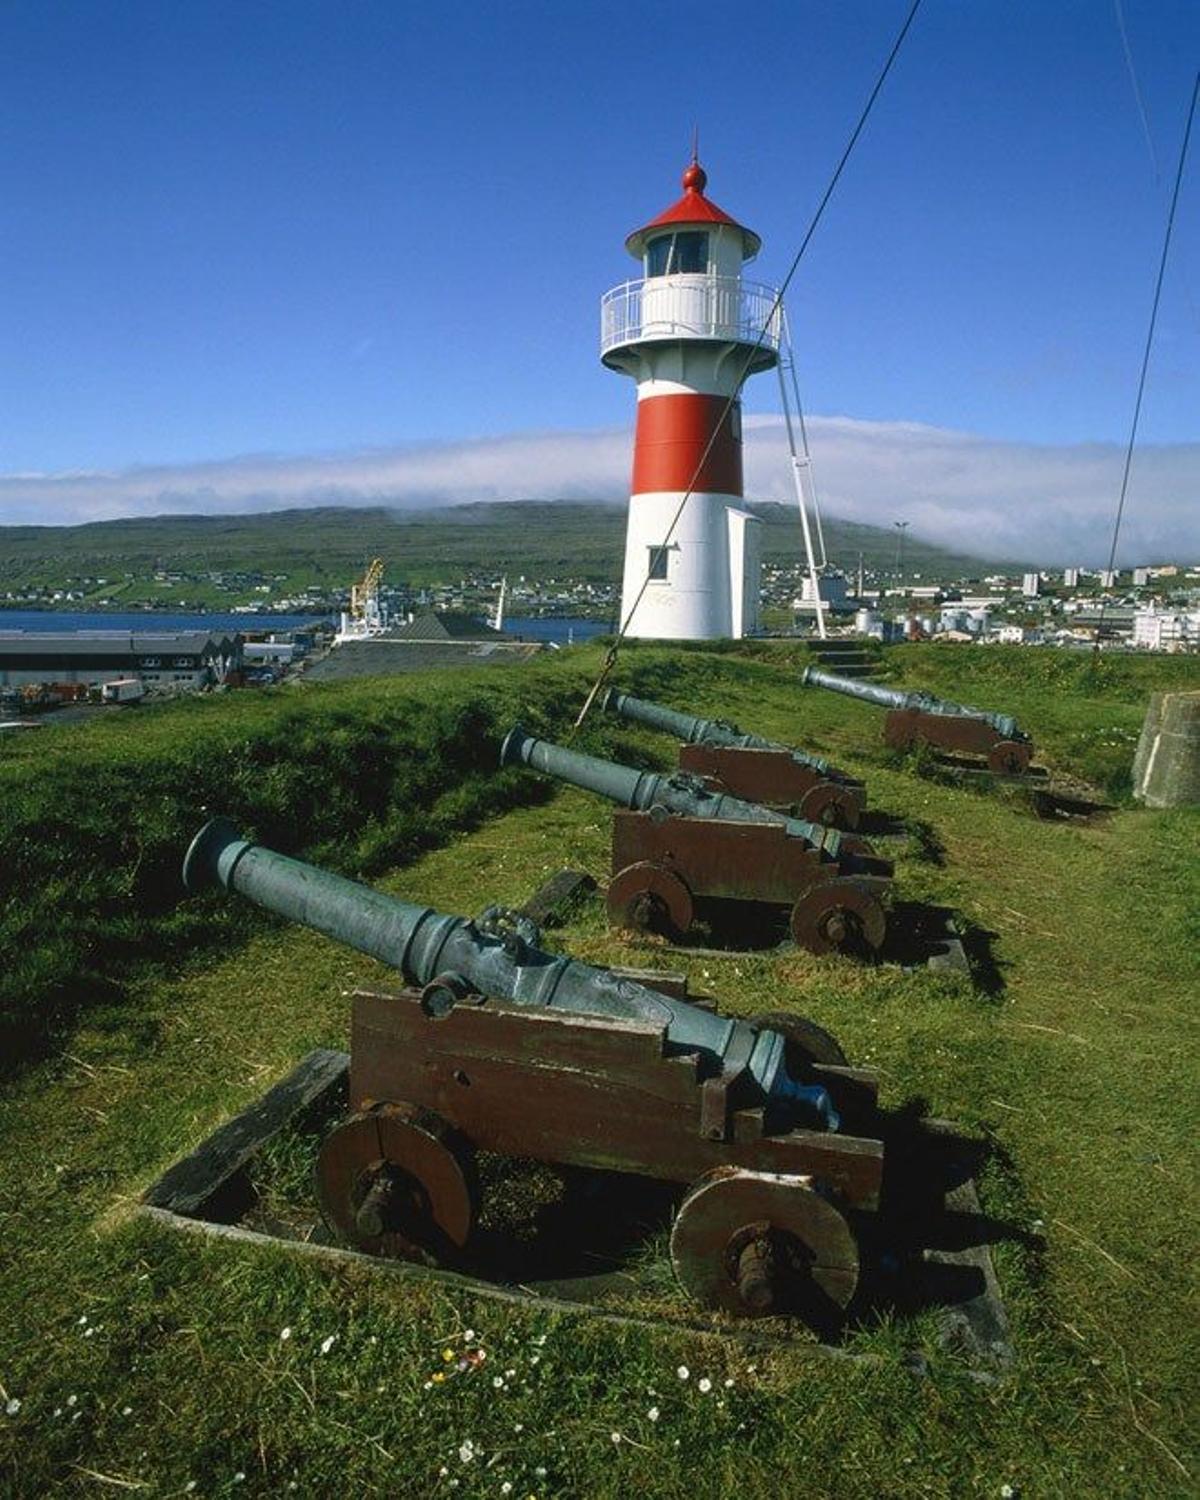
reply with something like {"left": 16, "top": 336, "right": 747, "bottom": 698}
{"left": 571, "top": 0, "right": 923, "bottom": 733}
{"left": 1096, "top": 68, "right": 1198, "bottom": 650}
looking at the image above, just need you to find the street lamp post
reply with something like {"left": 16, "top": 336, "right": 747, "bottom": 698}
{"left": 894, "top": 521, "right": 910, "bottom": 579}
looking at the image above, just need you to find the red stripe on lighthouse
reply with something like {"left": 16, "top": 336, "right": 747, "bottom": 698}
{"left": 631, "top": 394, "right": 743, "bottom": 496}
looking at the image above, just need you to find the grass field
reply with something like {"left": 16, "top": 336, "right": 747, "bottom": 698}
{"left": 0, "top": 643, "right": 1196, "bottom": 1497}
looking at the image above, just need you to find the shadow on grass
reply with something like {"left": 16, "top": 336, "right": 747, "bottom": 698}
{"left": 958, "top": 919, "right": 1008, "bottom": 997}
{"left": 857, "top": 1099, "right": 1040, "bottom": 1343}
{"left": 604, "top": 892, "right": 1001, "bottom": 986}
{"left": 857, "top": 811, "right": 948, "bottom": 868}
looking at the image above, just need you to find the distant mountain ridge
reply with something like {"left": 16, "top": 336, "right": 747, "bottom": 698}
{"left": 0, "top": 500, "right": 1027, "bottom": 585}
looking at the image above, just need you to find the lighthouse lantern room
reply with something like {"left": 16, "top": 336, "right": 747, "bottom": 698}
{"left": 600, "top": 159, "right": 782, "bottom": 640}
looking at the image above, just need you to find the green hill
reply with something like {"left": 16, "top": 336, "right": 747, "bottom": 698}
{"left": 0, "top": 501, "right": 1024, "bottom": 593}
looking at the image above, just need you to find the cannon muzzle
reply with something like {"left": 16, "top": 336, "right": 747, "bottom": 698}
{"left": 801, "top": 665, "right": 1024, "bottom": 741}
{"left": 601, "top": 688, "right": 830, "bottom": 774}
{"left": 183, "top": 817, "right": 839, "bottom": 1130}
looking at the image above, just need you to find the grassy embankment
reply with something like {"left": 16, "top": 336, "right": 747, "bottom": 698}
{"left": 0, "top": 643, "right": 1196, "bottom": 1497}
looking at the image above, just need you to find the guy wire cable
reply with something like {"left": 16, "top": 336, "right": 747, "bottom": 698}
{"left": 1113, "top": 0, "right": 1200, "bottom": 336}
{"left": 571, "top": 0, "right": 923, "bottom": 734}
{"left": 1113, "top": 0, "right": 1160, "bottom": 181}
{"left": 1095, "top": 69, "right": 1197, "bottom": 655}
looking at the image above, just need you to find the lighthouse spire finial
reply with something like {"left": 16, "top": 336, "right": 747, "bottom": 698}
{"left": 681, "top": 131, "right": 706, "bottom": 195}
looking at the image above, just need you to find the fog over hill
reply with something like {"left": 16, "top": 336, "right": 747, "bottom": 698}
{"left": 2, "top": 414, "right": 1196, "bottom": 565}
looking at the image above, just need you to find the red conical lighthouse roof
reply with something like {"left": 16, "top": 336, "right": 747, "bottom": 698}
{"left": 625, "top": 159, "right": 761, "bottom": 260}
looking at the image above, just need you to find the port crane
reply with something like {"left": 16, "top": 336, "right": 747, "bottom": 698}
{"left": 335, "top": 557, "right": 387, "bottom": 642}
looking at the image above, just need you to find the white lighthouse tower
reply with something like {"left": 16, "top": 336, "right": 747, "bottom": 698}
{"left": 600, "top": 158, "right": 781, "bottom": 640}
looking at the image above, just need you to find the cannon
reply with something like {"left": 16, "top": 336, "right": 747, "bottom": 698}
{"left": 602, "top": 687, "right": 866, "bottom": 828}
{"left": 500, "top": 725, "right": 892, "bottom": 956}
{"left": 801, "top": 666, "right": 1034, "bottom": 774}
{"left": 182, "top": 816, "right": 885, "bottom": 1323}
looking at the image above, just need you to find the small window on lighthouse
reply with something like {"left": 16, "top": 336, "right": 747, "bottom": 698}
{"left": 647, "top": 544, "right": 670, "bottom": 580}
{"left": 646, "top": 232, "right": 709, "bottom": 278}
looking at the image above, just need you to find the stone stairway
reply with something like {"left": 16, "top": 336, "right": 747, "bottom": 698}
{"left": 808, "top": 640, "right": 880, "bottom": 678}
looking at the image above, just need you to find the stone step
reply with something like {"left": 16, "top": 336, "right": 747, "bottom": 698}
{"left": 810, "top": 644, "right": 880, "bottom": 677}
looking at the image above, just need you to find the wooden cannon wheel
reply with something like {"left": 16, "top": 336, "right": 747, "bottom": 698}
{"left": 987, "top": 739, "right": 1032, "bottom": 775}
{"left": 797, "top": 782, "right": 861, "bottom": 830}
{"left": 315, "top": 1103, "right": 477, "bottom": 1265}
{"left": 607, "top": 860, "right": 694, "bottom": 940}
{"left": 670, "top": 1166, "right": 859, "bottom": 1321}
{"left": 789, "top": 878, "right": 887, "bottom": 956}
{"left": 833, "top": 831, "right": 877, "bottom": 859}
{"left": 748, "top": 1010, "right": 849, "bottom": 1069}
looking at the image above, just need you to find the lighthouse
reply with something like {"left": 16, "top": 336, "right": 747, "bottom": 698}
{"left": 601, "top": 158, "right": 781, "bottom": 640}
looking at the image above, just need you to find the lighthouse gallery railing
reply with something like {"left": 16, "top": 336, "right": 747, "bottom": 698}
{"left": 600, "top": 276, "right": 782, "bottom": 356}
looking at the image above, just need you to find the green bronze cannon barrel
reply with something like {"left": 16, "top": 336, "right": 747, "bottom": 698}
{"left": 500, "top": 724, "right": 849, "bottom": 858}
{"left": 182, "top": 817, "right": 838, "bottom": 1129}
{"left": 801, "top": 665, "right": 1024, "bottom": 741}
{"left": 602, "top": 688, "right": 830, "bottom": 774}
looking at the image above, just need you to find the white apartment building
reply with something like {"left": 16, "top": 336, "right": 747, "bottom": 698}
{"left": 995, "top": 624, "right": 1046, "bottom": 645}
{"left": 1132, "top": 607, "right": 1200, "bottom": 651}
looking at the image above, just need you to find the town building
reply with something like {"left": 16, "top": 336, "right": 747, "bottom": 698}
{"left": 1069, "top": 605, "right": 1137, "bottom": 641}
{"left": 793, "top": 573, "right": 853, "bottom": 620}
{"left": 0, "top": 632, "right": 242, "bottom": 691}
{"left": 1132, "top": 606, "right": 1200, "bottom": 652}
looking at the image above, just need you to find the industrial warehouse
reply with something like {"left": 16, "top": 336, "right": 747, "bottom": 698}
{"left": 0, "top": 631, "right": 243, "bottom": 692}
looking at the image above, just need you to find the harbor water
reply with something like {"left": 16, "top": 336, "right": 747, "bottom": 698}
{"left": 0, "top": 610, "right": 330, "bottom": 634}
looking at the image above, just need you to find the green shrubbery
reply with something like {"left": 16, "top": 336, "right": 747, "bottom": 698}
{"left": 0, "top": 661, "right": 599, "bottom": 1066}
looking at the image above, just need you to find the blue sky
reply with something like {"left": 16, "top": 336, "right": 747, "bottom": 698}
{"left": 1, "top": 1, "right": 1197, "bottom": 557}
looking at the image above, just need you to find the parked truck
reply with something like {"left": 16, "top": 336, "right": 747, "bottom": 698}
{"left": 101, "top": 677, "right": 145, "bottom": 705}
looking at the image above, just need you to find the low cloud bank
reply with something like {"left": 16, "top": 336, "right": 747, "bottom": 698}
{"left": 2, "top": 415, "right": 1196, "bottom": 566}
